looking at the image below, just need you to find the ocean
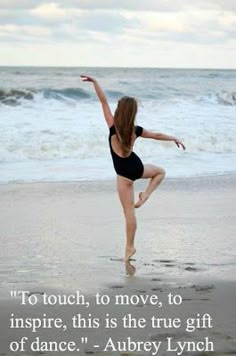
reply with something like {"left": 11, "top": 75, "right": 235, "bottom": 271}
{"left": 0, "top": 66, "right": 235, "bottom": 183}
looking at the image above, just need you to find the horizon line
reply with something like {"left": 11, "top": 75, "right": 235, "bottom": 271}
{"left": 0, "top": 65, "right": 235, "bottom": 70}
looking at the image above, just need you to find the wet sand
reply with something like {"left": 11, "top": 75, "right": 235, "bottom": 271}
{"left": 0, "top": 175, "right": 236, "bottom": 355}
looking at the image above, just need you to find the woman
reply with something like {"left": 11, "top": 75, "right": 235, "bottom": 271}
{"left": 81, "top": 75, "right": 185, "bottom": 262}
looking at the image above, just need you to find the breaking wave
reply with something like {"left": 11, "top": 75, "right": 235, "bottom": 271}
{"left": 0, "top": 87, "right": 92, "bottom": 105}
{"left": 217, "top": 91, "right": 236, "bottom": 105}
{"left": 197, "top": 91, "right": 236, "bottom": 105}
{"left": 1, "top": 85, "right": 236, "bottom": 106}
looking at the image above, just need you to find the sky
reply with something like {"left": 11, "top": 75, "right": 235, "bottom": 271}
{"left": 0, "top": 0, "right": 236, "bottom": 68}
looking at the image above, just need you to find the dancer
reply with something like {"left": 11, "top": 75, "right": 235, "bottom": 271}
{"left": 81, "top": 75, "right": 185, "bottom": 261}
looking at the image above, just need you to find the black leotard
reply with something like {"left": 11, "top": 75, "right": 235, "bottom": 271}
{"left": 109, "top": 125, "right": 144, "bottom": 181}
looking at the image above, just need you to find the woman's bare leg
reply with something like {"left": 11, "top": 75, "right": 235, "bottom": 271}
{"left": 117, "top": 175, "right": 137, "bottom": 261}
{"left": 135, "top": 164, "right": 165, "bottom": 208}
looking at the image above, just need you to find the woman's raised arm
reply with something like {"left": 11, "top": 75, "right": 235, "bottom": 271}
{"left": 81, "top": 75, "right": 113, "bottom": 128}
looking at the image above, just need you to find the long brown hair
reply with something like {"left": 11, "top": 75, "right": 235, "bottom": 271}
{"left": 114, "top": 96, "right": 138, "bottom": 155}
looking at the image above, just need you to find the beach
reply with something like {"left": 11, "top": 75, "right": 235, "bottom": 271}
{"left": 0, "top": 174, "right": 236, "bottom": 355}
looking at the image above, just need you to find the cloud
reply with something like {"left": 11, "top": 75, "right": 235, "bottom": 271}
{"left": 0, "top": 5, "right": 135, "bottom": 40}
{"left": 133, "top": 12, "right": 188, "bottom": 34}
{"left": 0, "top": 24, "right": 52, "bottom": 43}
{"left": 0, "top": 0, "right": 37, "bottom": 9}
{"left": 0, "top": 0, "right": 236, "bottom": 12}
{"left": 75, "top": 10, "right": 135, "bottom": 33}
{"left": 47, "top": 0, "right": 236, "bottom": 12}
{"left": 30, "top": 3, "right": 67, "bottom": 20}
{"left": 119, "top": 8, "right": 236, "bottom": 47}
{"left": 0, "top": 0, "right": 235, "bottom": 68}
{"left": 0, "top": 4, "right": 235, "bottom": 44}
{"left": 30, "top": 5, "right": 133, "bottom": 32}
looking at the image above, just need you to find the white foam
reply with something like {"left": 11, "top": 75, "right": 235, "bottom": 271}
{"left": 1, "top": 67, "right": 236, "bottom": 182}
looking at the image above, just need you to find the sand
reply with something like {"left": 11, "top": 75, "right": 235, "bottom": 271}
{"left": 0, "top": 175, "right": 236, "bottom": 355}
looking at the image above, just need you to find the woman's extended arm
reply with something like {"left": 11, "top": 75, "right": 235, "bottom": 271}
{"left": 141, "top": 128, "right": 186, "bottom": 150}
{"left": 81, "top": 75, "right": 113, "bottom": 127}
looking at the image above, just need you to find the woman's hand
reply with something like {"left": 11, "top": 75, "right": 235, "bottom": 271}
{"left": 80, "top": 75, "right": 96, "bottom": 83}
{"left": 173, "top": 137, "right": 186, "bottom": 150}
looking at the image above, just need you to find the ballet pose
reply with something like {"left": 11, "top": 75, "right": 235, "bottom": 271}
{"left": 81, "top": 75, "right": 185, "bottom": 262}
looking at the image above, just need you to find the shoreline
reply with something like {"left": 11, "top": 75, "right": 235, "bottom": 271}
{"left": 1, "top": 172, "right": 236, "bottom": 190}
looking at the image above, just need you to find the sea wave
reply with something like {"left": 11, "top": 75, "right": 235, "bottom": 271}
{"left": 1, "top": 130, "right": 235, "bottom": 162}
{"left": 217, "top": 91, "right": 236, "bottom": 105}
{"left": 198, "top": 91, "right": 236, "bottom": 105}
{"left": 0, "top": 87, "right": 91, "bottom": 105}
{"left": 1, "top": 86, "right": 236, "bottom": 107}
{"left": 106, "top": 89, "right": 125, "bottom": 98}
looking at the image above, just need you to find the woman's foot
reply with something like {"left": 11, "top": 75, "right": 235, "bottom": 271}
{"left": 124, "top": 246, "right": 136, "bottom": 262}
{"left": 134, "top": 192, "right": 149, "bottom": 208}
{"left": 125, "top": 261, "right": 136, "bottom": 276}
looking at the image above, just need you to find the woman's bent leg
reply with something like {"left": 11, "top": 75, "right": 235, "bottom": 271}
{"left": 117, "top": 175, "right": 137, "bottom": 261}
{"left": 135, "top": 164, "right": 165, "bottom": 208}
